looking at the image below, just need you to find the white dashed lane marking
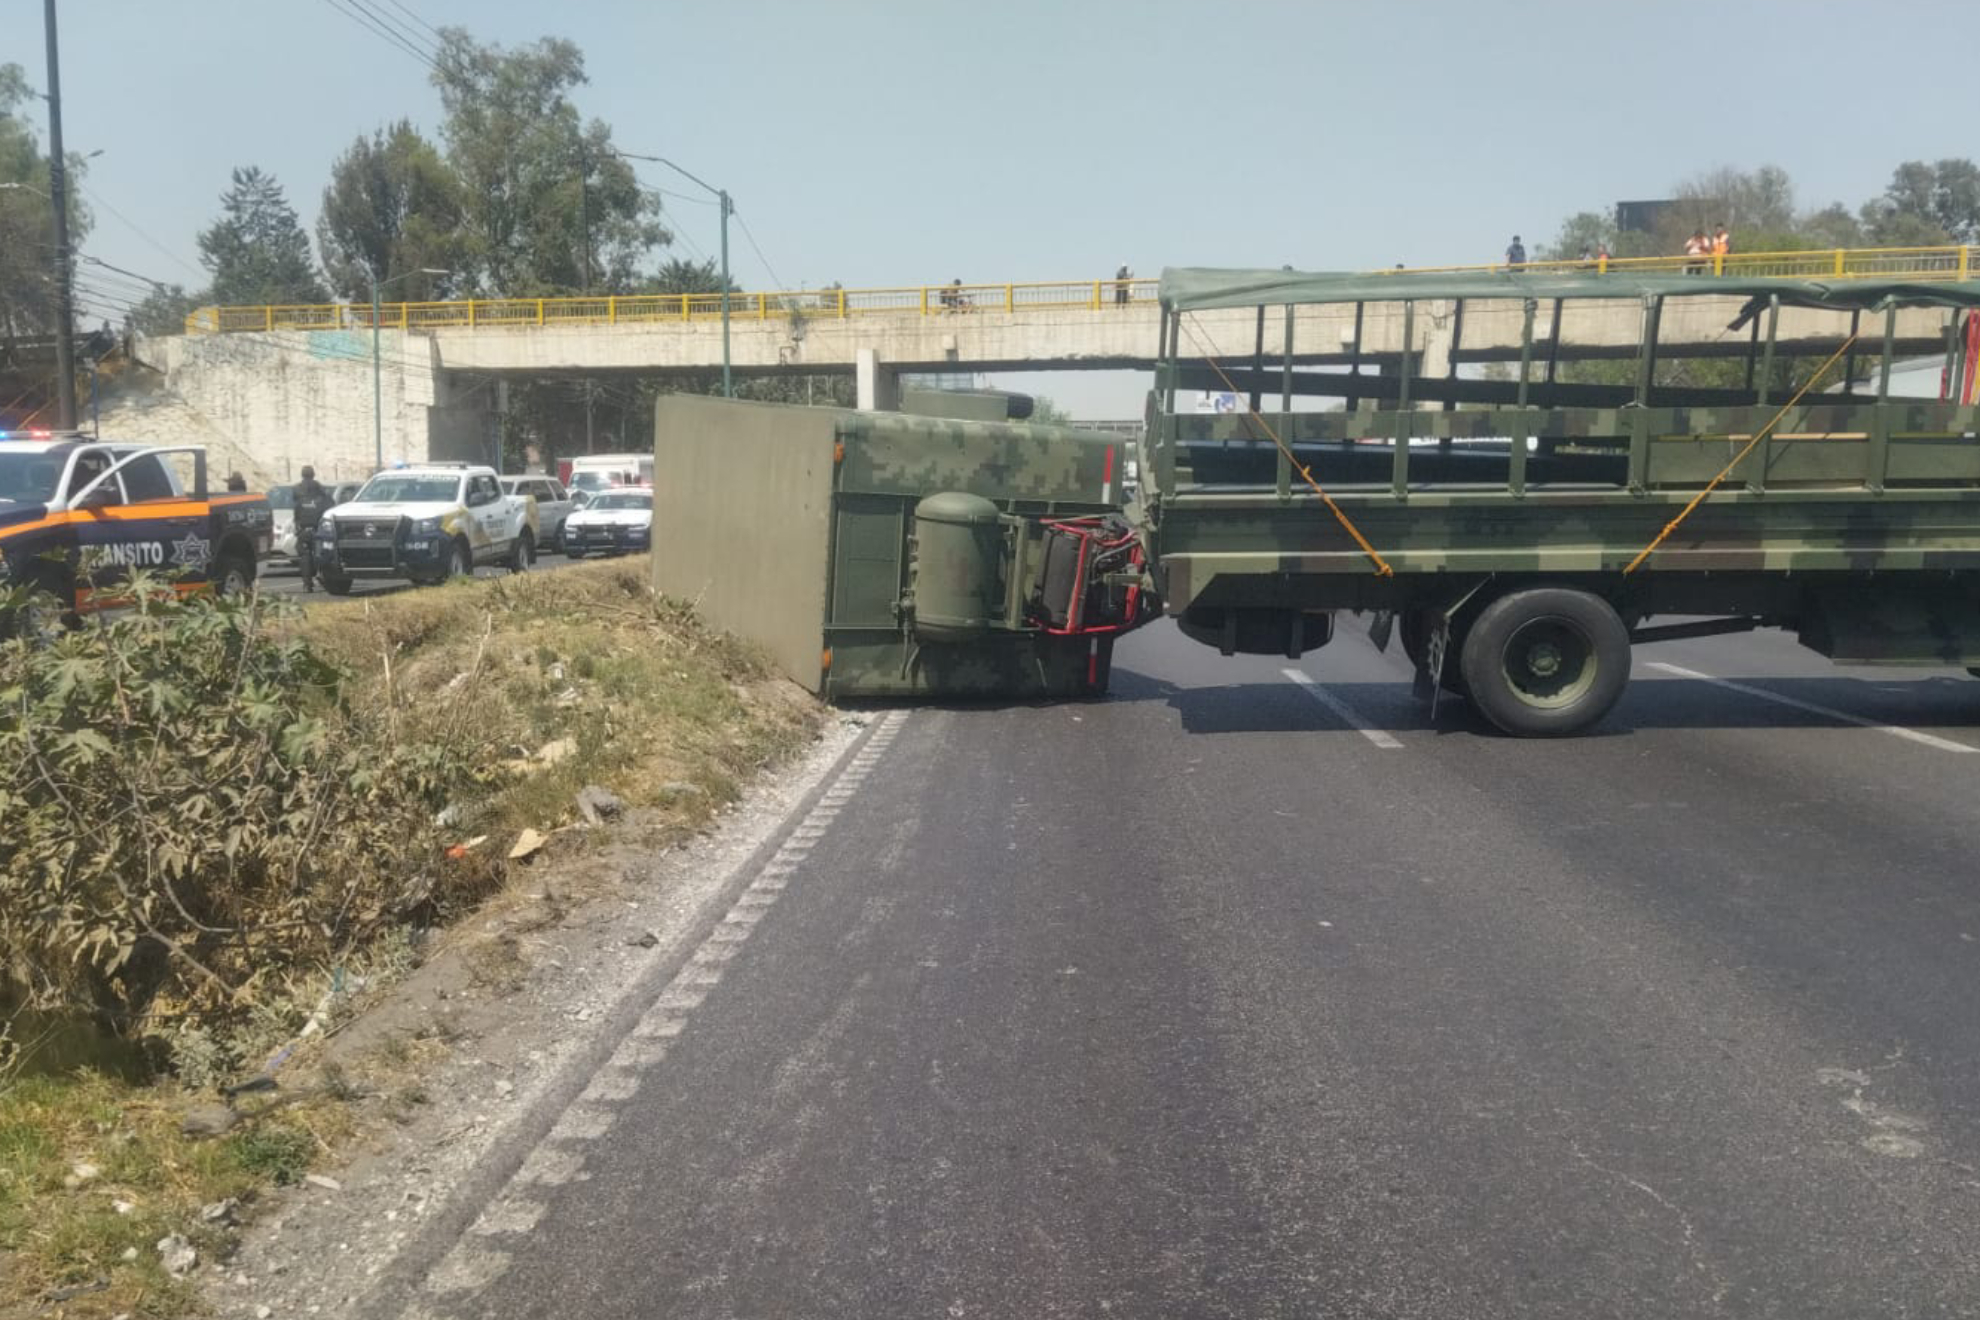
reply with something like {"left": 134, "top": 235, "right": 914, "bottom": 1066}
{"left": 1647, "top": 662, "right": 1978, "bottom": 754}
{"left": 411, "top": 710, "right": 909, "bottom": 1313}
{"left": 1282, "top": 668, "right": 1404, "bottom": 749}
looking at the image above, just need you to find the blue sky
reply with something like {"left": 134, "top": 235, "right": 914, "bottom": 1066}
{"left": 25, "top": 0, "right": 1980, "bottom": 413}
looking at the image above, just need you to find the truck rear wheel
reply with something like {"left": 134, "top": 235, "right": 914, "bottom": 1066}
{"left": 1459, "top": 587, "right": 1630, "bottom": 737}
{"left": 508, "top": 529, "right": 535, "bottom": 573}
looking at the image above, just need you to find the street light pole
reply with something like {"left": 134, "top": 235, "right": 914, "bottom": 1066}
{"left": 615, "top": 149, "right": 734, "bottom": 398}
{"left": 371, "top": 268, "right": 452, "bottom": 472}
{"left": 43, "top": 0, "right": 77, "bottom": 430}
{"left": 718, "top": 189, "right": 732, "bottom": 400}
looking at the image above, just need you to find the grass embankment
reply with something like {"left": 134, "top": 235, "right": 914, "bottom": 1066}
{"left": 0, "top": 558, "right": 821, "bottom": 1317}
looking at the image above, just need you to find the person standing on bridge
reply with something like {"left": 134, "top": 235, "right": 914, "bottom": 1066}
{"left": 1505, "top": 236, "right": 1526, "bottom": 268}
{"left": 1115, "top": 264, "right": 1132, "bottom": 305}
{"left": 1685, "top": 229, "right": 1709, "bottom": 274}
{"left": 1713, "top": 223, "right": 1732, "bottom": 267}
{"left": 292, "top": 465, "right": 333, "bottom": 593}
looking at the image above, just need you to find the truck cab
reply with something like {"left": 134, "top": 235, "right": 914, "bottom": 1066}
{"left": 312, "top": 463, "right": 536, "bottom": 594}
{"left": 0, "top": 432, "right": 273, "bottom": 632}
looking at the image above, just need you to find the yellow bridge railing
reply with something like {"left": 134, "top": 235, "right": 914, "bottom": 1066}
{"left": 184, "top": 246, "right": 1977, "bottom": 335}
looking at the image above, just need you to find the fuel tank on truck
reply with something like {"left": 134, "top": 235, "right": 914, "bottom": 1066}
{"left": 911, "top": 492, "right": 1005, "bottom": 642}
{"left": 648, "top": 395, "right": 1158, "bottom": 701}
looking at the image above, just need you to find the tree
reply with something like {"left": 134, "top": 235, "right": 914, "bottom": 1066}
{"left": 317, "top": 121, "right": 469, "bottom": 303}
{"left": 1028, "top": 395, "right": 1073, "bottom": 425}
{"left": 1801, "top": 202, "right": 1864, "bottom": 249}
{"left": 1675, "top": 164, "right": 1797, "bottom": 233}
{"left": 1860, "top": 159, "right": 1980, "bottom": 245}
{"left": 429, "top": 29, "right": 666, "bottom": 296}
{"left": 197, "top": 167, "right": 327, "bottom": 307}
{"left": 123, "top": 283, "right": 203, "bottom": 338}
{"left": 645, "top": 257, "right": 729, "bottom": 295}
{"left": 0, "top": 62, "right": 92, "bottom": 341}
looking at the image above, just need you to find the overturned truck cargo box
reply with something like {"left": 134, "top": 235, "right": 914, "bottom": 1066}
{"left": 651, "top": 396, "right": 1158, "bottom": 700}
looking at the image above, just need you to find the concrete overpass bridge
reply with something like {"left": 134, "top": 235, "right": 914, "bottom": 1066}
{"left": 112, "top": 246, "right": 1978, "bottom": 486}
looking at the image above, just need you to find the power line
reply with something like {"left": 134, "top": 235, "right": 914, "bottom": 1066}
{"left": 78, "top": 183, "right": 206, "bottom": 281}
{"left": 732, "top": 210, "right": 787, "bottom": 290}
{"left": 346, "top": 0, "right": 438, "bottom": 59}
{"left": 329, "top": 0, "right": 441, "bottom": 67}
{"left": 379, "top": 0, "right": 444, "bottom": 40}
{"left": 318, "top": 0, "right": 445, "bottom": 76}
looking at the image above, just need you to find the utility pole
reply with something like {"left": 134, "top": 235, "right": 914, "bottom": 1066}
{"left": 43, "top": 0, "right": 77, "bottom": 430}
{"left": 578, "top": 140, "right": 594, "bottom": 451}
{"left": 718, "top": 189, "right": 732, "bottom": 400}
{"left": 614, "top": 149, "right": 734, "bottom": 398}
{"left": 371, "top": 267, "right": 451, "bottom": 471}
{"left": 577, "top": 140, "right": 594, "bottom": 292}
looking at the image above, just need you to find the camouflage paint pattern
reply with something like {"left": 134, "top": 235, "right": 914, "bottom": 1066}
{"left": 820, "top": 413, "right": 1129, "bottom": 698}
{"left": 836, "top": 412, "right": 1119, "bottom": 507}
{"left": 1141, "top": 266, "right": 1980, "bottom": 672}
{"left": 651, "top": 395, "right": 1136, "bottom": 700}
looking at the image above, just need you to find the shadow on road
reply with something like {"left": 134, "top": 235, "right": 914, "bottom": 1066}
{"left": 1108, "top": 667, "right": 1980, "bottom": 740}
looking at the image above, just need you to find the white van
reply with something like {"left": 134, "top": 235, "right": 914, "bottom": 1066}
{"left": 566, "top": 453, "right": 653, "bottom": 506}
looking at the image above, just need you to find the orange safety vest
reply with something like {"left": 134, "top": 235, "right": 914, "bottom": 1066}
{"left": 1712, "top": 233, "right": 1730, "bottom": 255}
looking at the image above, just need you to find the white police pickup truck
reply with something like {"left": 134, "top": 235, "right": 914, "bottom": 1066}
{"left": 312, "top": 464, "right": 536, "bottom": 594}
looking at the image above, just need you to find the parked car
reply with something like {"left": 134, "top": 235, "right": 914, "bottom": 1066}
{"left": 501, "top": 475, "right": 575, "bottom": 551}
{"left": 561, "top": 488, "right": 653, "bottom": 558}
{"left": 312, "top": 464, "right": 536, "bottom": 594}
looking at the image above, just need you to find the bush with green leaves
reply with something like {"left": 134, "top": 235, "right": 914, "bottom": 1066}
{"left": 0, "top": 578, "right": 475, "bottom": 1035}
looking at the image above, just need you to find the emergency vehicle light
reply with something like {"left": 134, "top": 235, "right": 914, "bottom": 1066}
{"left": 0, "top": 430, "right": 52, "bottom": 439}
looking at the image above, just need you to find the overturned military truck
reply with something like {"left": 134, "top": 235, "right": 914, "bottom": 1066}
{"left": 655, "top": 261, "right": 1980, "bottom": 735}
{"left": 650, "top": 394, "right": 1158, "bottom": 700}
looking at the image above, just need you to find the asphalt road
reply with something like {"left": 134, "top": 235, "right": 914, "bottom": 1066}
{"left": 256, "top": 548, "right": 597, "bottom": 601}
{"left": 396, "top": 622, "right": 1980, "bottom": 1319}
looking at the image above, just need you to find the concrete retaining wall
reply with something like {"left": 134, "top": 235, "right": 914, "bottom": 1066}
{"left": 105, "top": 330, "right": 495, "bottom": 486}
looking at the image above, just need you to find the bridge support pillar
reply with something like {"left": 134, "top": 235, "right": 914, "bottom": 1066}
{"left": 1415, "top": 301, "right": 1456, "bottom": 380}
{"left": 855, "top": 347, "right": 900, "bottom": 412}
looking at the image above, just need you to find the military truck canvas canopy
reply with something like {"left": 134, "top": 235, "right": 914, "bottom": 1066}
{"left": 1158, "top": 267, "right": 1980, "bottom": 315}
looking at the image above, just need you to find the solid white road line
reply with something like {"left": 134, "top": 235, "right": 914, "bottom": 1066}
{"left": 1646, "top": 662, "right": 1978, "bottom": 754}
{"left": 1283, "top": 668, "right": 1404, "bottom": 749}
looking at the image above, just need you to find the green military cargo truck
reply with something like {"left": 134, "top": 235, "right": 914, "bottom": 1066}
{"left": 652, "top": 265, "right": 1980, "bottom": 738}
{"left": 649, "top": 395, "right": 1158, "bottom": 701}
{"left": 1142, "top": 266, "right": 1980, "bottom": 735}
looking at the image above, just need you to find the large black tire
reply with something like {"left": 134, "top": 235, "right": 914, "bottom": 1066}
{"left": 1459, "top": 587, "right": 1631, "bottom": 737}
{"left": 508, "top": 529, "right": 535, "bottom": 573}
{"left": 444, "top": 538, "right": 470, "bottom": 580}
{"left": 320, "top": 573, "right": 353, "bottom": 596}
{"left": 2, "top": 567, "right": 69, "bottom": 643}
{"left": 565, "top": 547, "right": 586, "bottom": 561}
{"left": 211, "top": 551, "right": 254, "bottom": 600}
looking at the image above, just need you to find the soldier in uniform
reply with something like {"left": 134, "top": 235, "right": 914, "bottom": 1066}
{"left": 292, "top": 465, "right": 333, "bottom": 592}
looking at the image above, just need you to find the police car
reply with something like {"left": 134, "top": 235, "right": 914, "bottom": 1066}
{"left": 560, "top": 487, "right": 653, "bottom": 558}
{"left": 311, "top": 463, "right": 535, "bottom": 594}
{"left": 0, "top": 431, "right": 273, "bottom": 634}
